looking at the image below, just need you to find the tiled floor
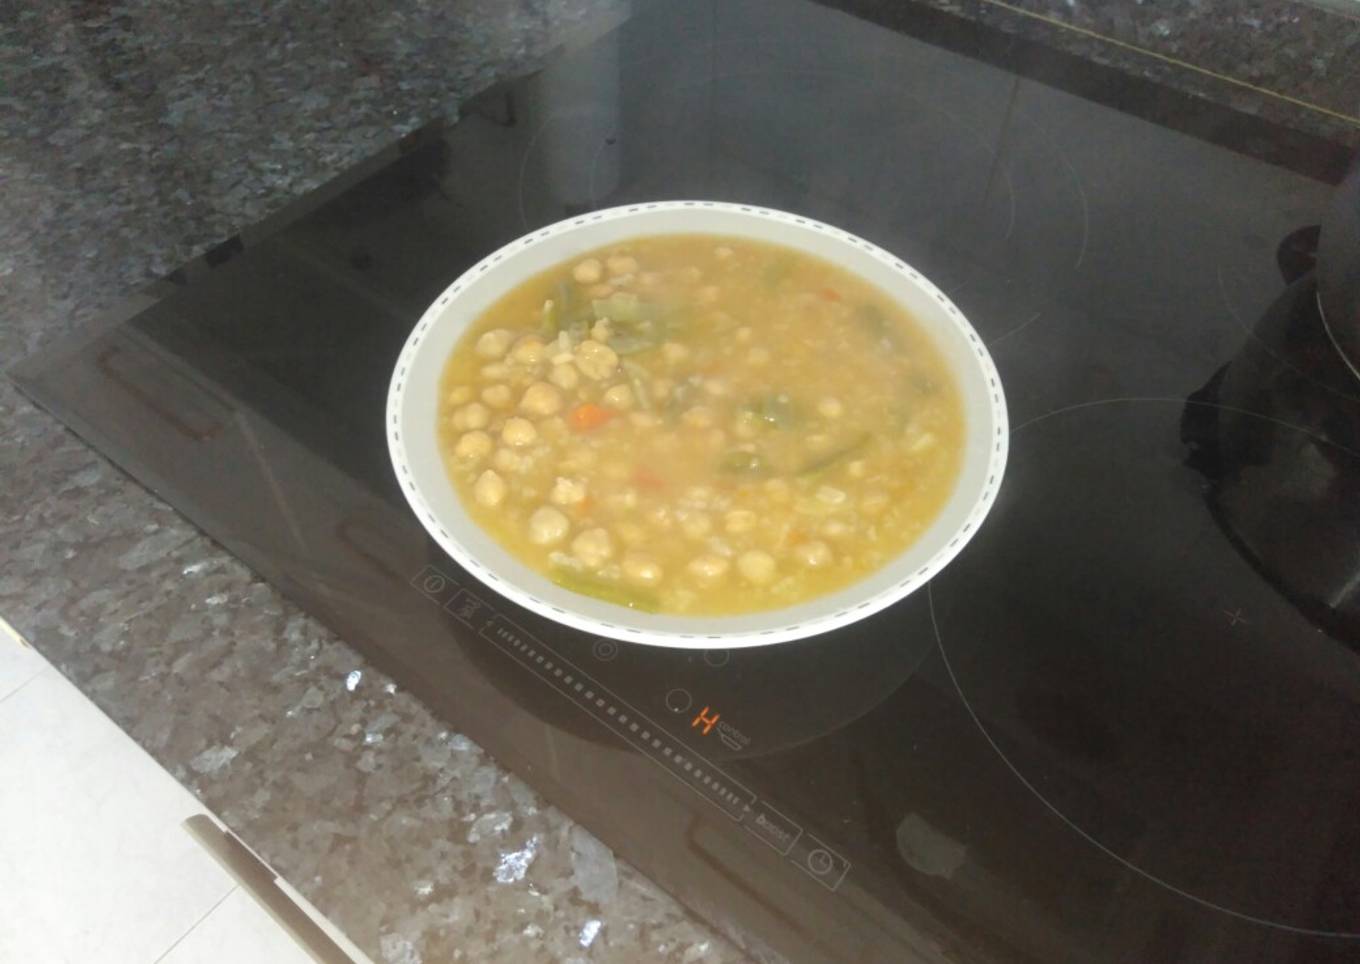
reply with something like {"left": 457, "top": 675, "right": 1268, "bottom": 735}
{"left": 0, "top": 615, "right": 368, "bottom": 964}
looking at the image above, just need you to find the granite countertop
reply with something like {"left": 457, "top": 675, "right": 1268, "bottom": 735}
{"left": 2, "top": 2, "right": 1357, "bottom": 963}
{"left": 0, "top": 2, "right": 745, "bottom": 961}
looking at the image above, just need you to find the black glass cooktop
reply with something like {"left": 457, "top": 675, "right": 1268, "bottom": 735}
{"left": 16, "top": 1, "right": 1360, "bottom": 961}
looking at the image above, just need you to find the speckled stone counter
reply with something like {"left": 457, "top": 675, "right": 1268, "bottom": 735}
{"left": 0, "top": 2, "right": 747, "bottom": 961}
{"left": 846, "top": 0, "right": 1360, "bottom": 150}
{"left": 2, "top": 1, "right": 1357, "bottom": 963}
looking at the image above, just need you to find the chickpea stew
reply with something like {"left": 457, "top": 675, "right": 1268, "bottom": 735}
{"left": 437, "top": 234, "right": 963, "bottom": 616}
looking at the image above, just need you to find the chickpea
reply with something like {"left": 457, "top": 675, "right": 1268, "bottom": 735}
{"left": 651, "top": 377, "right": 674, "bottom": 400}
{"left": 452, "top": 402, "right": 490, "bottom": 431}
{"left": 476, "top": 328, "right": 514, "bottom": 358}
{"left": 549, "top": 476, "right": 588, "bottom": 506}
{"left": 493, "top": 448, "right": 526, "bottom": 473}
{"left": 590, "top": 318, "right": 611, "bottom": 343}
{"left": 629, "top": 411, "right": 660, "bottom": 429}
{"left": 910, "top": 432, "right": 938, "bottom": 454}
{"left": 572, "top": 258, "right": 603, "bottom": 284}
{"left": 510, "top": 335, "right": 547, "bottom": 366}
{"left": 733, "top": 412, "right": 762, "bottom": 440}
{"left": 622, "top": 552, "right": 664, "bottom": 588}
{"left": 702, "top": 378, "right": 729, "bottom": 397}
{"left": 575, "top": 340, "right": 619, "bottom": 381}
{"left": 473, "top": 469, "right": 507, "bottom": 507}
{"left": 570, "top": 527, "right": 614, "bottom": 569}
{"left": 687, "top": 553, "right": 730, "bottom": 586}
{"left": 519, "top": 381, "right": 563, "bottom": 416}
{"left": 817, "top": 397, "right": 844, "bottom": 419}
{"left": 481, "top": 385, "right": 512, "bottom": 409}
{"left": 481, "top": 362, "right": 511, "bottom": 381}
{"left": 501, "top": 416, "right": 538, "bottom": 447}
{"left": 679, "top": 266, "right": 702, "bottom": 283}
{"left": 679, "top": 511, "right": 712, "bottom": 540}
{"left": 603, "top": 383, "right": 634, "bottom": 409}
{"left": 860, "top": 491, "right": 890, "bottom": 516}
{"left": 724, "top": 509, "right": 757, "bottom": 534}
{"left": 737, "top": 550, "right": 777, "bottom": 585}
{"left": 682, "top": 406, "right": 715, "bottom": 429}
{"left": 587, "top": 283, "right": 615, "bottom": 299}
{"left": 606, "top": 254, "right": 638, "bottom": 275}
{"left": 734, "top": 326, "right": 753, "bottom": 343}
{"left": 538, "top": 416, "right": 568, "bottom": 441}
{"left": 662, "top": 342, "right": 690, "bottom": 365}
{"left": 527, "top": 506, "right": 570, "bottom": 546}
{"left": 714, "top": 246, "right": 734, "bottom": 260}
{"left": 549, "top": 362, "right": 580, "bottom": 391}
{"left": 453, "top": 430, "right": 492, "bottom": 460}
{"left": 847, "top": 459, "right": 867, "bottom": 479}
{"left": 821, "top": 519, "right": 853, "bottom": 540}
{"left": 794, "top": 540, "right": 833, "bottom": 568}
{"left": 615, "top": 522, "right": 646, "bottom": 547}
{"left": 447, "top": 385, "right": 473, "bottom": 405}
{"left": 746, "top": 347, "right": 770, "bottom": 366}
{"left": 696, "top": 285, "right": 721, "bottom": 305}
{"left": 763, "top": 479, "right": 791, "bottom": 502}
{"left": 646, "top": 505, "right": 674, "bottom": 531}
{"left": 816, "top": 485, "right": 848, "bottom": 506}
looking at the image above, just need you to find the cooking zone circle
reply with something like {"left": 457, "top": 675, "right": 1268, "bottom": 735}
{"left": 515, "top": 63, "right": 1088, "bottom": 345}
{"left": 931, "top": 398, "right": 1360, "bottom": 937}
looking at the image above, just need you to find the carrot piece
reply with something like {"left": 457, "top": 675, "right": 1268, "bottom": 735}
{"left": 633, "top": 466, "right": 666, "bottom": 490}
{"left": 569, "top": 403, "right": 615, "bottom": 432}
{"left": 821, "top": 287, "right": 842, "bottom": 302}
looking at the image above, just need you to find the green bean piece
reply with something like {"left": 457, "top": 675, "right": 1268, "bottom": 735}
{"left": 797, "top": 433, "right": 871, "bottom": 476}
{"left": 718, "top": 450, "right": 769, "bottom": 475}
{"left": 552, "top": 567, "right": 660, "bottom": 612}
{"left": 621, "top": 360, "right": 654, "bottom": 411}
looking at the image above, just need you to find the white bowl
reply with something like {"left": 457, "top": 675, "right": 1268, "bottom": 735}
{"left": 388, "top": 201, "right": 1007, "bottom": 649}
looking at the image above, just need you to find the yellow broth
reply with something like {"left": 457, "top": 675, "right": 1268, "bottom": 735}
{"left": 437, "top": 234, "right": 964, "bottom": 615}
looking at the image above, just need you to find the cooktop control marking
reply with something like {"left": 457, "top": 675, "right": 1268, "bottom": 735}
{"left": 412, "top": 566, "right": 852, "bottom": 890}
{"left": 479, "top": 612, "right": 754, "bottom": 821}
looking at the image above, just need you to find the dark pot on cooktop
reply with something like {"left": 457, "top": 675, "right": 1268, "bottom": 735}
{"left": 1182, "top": 159, "right": 1360, "bottom": 646}
{"left": 1319, "top": 154, "right": 1360, "bottom": 378}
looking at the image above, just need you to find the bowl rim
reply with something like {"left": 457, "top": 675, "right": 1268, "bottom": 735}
{"left": 387, "top": 200, "right": 1008, "bottom": 648}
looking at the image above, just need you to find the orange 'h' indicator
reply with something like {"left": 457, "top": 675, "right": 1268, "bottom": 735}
{"left": 691, "top": 705, "right": 720, "bottom": 735}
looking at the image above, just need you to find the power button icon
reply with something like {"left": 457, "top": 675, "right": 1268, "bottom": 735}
{"left": 797, "top": 835, "right": 850, "bottom": 890}
{"left": 806, "top": 849, "right": 834, "bottom": 875}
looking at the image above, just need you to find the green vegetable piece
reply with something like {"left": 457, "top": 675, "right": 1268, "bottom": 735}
{"left": 746, "top": 393, "right": 798, "bottom": 428}
{"left": 609, "top": 331, "right": 660, "bottom": 355}
{"left": 542, "top": 280, "right": 573, "bottom": 337}
{"left": 797, "top": 433, "right": 871, "bottom": 476}
{"left": 857, "top": 303, "right": 903, "bottom": 349}
{"left": 666, "top": 376, "right": 703, "bottom": 420}
{"left": 621, "top": 360, "right": 653, "bottom": 411}
{"left": 763, "top": 253, "right": 795, "bottom": 287}
{"left": 910, "top": 372, "right": 938, "bottom": 394}
{"left": 551, "top": 279, "right": 593, "bottom": 339}
{"left": 592, "top": 293, "right": 656, "bottom": 324}
{"left": 718, "top": 450, "right": 768, "bottom": 475}
{"left": 552, "top": 567, "right": 659, "bottom": 612}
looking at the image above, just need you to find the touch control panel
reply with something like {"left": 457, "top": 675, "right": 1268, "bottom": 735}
{"left": 414, "top": 565, "right": 851, "bottom": 890}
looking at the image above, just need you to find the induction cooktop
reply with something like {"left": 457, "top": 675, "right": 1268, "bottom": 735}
{"left": 15, "top": 1, "right": 1360, "bottom": 961}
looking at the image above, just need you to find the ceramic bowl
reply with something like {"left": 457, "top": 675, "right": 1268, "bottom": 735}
{"left": 387, "top": 201, "right": 1008, "bottom": 648}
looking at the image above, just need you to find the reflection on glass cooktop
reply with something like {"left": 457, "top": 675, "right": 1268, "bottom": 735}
{"left": 15, "top": 0, "right": 1360, "bottom": 961}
